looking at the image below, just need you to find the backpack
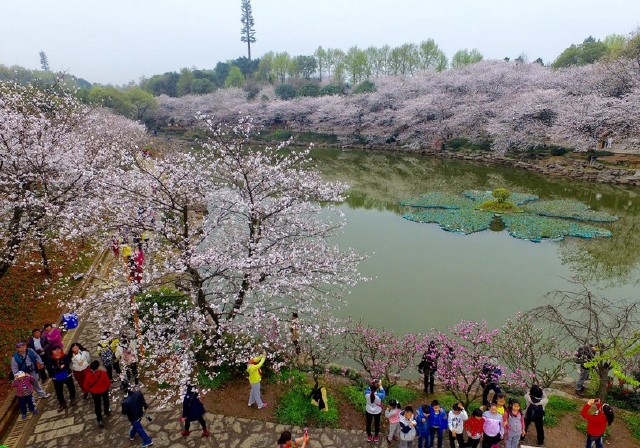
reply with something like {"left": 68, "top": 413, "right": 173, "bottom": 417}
{"left": 99, "top": 343, "right": 115, "bottom": 366}
{"left": 399, "top": 425, "right": 416, "bottom": 441}
{"left": 11, "top": 349, "right": 38, "bottom": 378}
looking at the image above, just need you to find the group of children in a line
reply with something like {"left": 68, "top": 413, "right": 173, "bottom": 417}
{"left": 365, "top": 380, "right": 546, "bottom": 448}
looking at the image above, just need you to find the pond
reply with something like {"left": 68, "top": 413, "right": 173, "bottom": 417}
{"left": 312, "top": 148, "right": 640, "bottom": 333}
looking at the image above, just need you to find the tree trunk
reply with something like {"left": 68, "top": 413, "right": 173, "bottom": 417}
{"left": 597, "top": 365, "right": 609, "bottom": 400}
{"left": 0, "top": 206, "right": 27, "bottom": 280}
{"left": 38, "top": 237, "right": 52, "bottom": 277}
{"left": 247, "top": 42, "right": 251, "bottom": 62}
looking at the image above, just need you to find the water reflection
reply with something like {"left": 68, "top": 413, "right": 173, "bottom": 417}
{"left": 313, "top": 148, "right": 640, "bottom": 288}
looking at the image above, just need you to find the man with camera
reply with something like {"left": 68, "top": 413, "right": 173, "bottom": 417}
{"left": 121, "top": 381, "right": 153, "bottom": 447}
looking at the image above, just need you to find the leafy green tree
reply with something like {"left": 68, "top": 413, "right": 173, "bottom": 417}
{"left": 141, "top": 72, "right": 180, "bottom": 96}
{"left": 271, "top": 52, "right": 291, "bottom": 84}
{"left": 231, "top": 56, "right": 259, "bottom": 79}
{"left": 451, "top": 48, "right": 483, "bottom": 68}
{"left": 240, "top": 0, "right": 256, "bottom": 60}
{"left": 274, "top": 83, "right": 296, "bottom": 100}
{"left": 367, "top": 45, "right": 390, "bottom": 76}
{"left": 176, "top": 68, "right": 194, "bottom": 96}
{"left": 213, "top": 62, "right": 231, "bottom": 87}
{"left": 297, "top": 82, "right": 320, "bottom": 97}
{"left": 224, "top": 66, "right": 245, "bottom": 88}
{"left": 314, "top": 46, "right": 327, "bottom": 80}
{"left": 190, "top": 78, "right": 215, "bottom": 94}
{"left": 256, "top": 51, "right": 274, "bottom": 82}
{"left": 344, "top": 46, "right": 369, "bottom": 84}
{"left": 88, "top": 86, "right": 132, "bottom": 116}
{"left": 418, "top": 39, "right": 448, "bottom": 71}
{"left": 39, "top": 50, "right": 50, "bottom": 71}
{"left": 603, "top": 33, "right": 626, "bottom": 54}
{"left": 124, "top": 87, "right": 157, "bottom": 121}
{"left": 295, "top": 55, "right": 317, "bottom": 79}
{"left": 552, "top": 36, "right": 608, "bottom": 68}
{"left": 388, "top": 43, "right": 419, "bottom": 75}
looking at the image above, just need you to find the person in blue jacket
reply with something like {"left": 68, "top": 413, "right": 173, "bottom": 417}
{"left": 428, "top": 400, "right": 448, "bottom": 448}
{"left": 180, "top": 385, "right": 209, "bottom": 437}
{"left": 416, "top": 404, "right": 431, "bottom": 448}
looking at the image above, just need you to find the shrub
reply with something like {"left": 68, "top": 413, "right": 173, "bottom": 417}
{"left": 550, "top": 146, "right": 569, "bottom": 156}
{"left": 447, "top": 138, "right": 469, "bottom": 150}
{"left": 595, "top": 150, "right": 614, "bottom": 157}
{"left": 320, "top": 84, "right": 345, "bottom": 96}
{"left": 275, "top": 385, "right": 340, "bottom": 428}
{"left": 492, "top": 188, "right": 511, "bottom": 203}
{"left": 297, "top": 82, "right": 321, "bottom": 97}
{"left": 353, "top": 80, "right": 376, "bottom": 94}
{"left": 275, "top": 84, "right": 297, "bottom": 100}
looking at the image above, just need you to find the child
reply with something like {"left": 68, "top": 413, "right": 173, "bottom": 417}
{"left": 464, "top": 408, "right": 485, "bottom": 448}
{"left": 495, "top": 393, "right": 507, "bottom": 416}
{"left": 503, "top": 399, "right": 525, "bottom": 448}
{"left": 398, "top": 406, "right": 418, "bottom": 448}
{"left": 385, "top": 399, "right": 402, "bottom": 443}
{"left": 581, "top": 399, "right": 614, "bottom": 448}
{"left": 428, "top": 400, "right": 448, "bottom": 448}
{"left": 277, "top": 430, "right": 310, "bottom": 448}
{"left": 448, "top": 402, "right": 468, "bottom": 448}
{"left": 482, "top": 402, "right": 504, "bottom": 448}
{"left": 11, "top": 371, "right": 39, "bottom": 420}
{"left": 416, "top": 404, "right": 430, "bottom": 448}
{"left": 97, "top": 332, "right": 120, "bottom": 381}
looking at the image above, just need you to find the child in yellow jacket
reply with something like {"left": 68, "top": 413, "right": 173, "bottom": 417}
{"left": 247, "top": 355, "right": 267, "bottom": 409}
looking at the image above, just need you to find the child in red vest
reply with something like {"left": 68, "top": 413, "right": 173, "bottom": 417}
{"left": 11, "top": 371, "right": 39, "bottom": 420}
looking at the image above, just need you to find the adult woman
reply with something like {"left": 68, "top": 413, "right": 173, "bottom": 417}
{"left": 581, "top": 398, "right": 614, "bottom": 448}
{"left": 68, "top": 343, "right": 91, "bottom": 400}
{"left": 180, "top": 385, "right": 209, "bottom": 437}
{"left": 43, "top": 323, "right": 63, "bottom": 352}
{"left": 364, "top": 379, "right": 386, "bottom": 442}
{"left": 524, "top": 384, "right": 548, "bottom": 446}
{"left": 277, "top": 430, "right": 309, "bottom": 448}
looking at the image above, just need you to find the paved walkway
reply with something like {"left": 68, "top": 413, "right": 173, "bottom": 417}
{"left": 3, "top": 251, "right": 365, "bottom": 448}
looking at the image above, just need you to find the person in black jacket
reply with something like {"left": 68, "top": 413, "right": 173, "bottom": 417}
{"left": 46, "top": 345, "right": 76, "bottom": 411}
{"left": 121, "top": 382, "right": 153, "bottom": 447}
{"left": 179, "top": 385, "right": 209, "bottom": 437}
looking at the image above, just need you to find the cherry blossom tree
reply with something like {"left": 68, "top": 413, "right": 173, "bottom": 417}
{"left": 78, "top": 117, "right": 365, "bottom": 401}
{"left": 0, "top": 81, "right": 145, "bottom": 279}
{"left": 434, "top": 320, "right": 502, "bottom": 408}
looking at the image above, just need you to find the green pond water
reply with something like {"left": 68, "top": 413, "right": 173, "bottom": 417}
{"left": 313, "top": 148, "right": 640, "bottom": 333}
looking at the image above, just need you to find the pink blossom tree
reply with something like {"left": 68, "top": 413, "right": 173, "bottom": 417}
{"left": 434, "top": 320, "right": 502, "bottom": 408}
{"left": 495, "top": 313, "right": 568, "bottom": 389}
{"left": 342, "top": 320, "right": 424, "bottom": 391}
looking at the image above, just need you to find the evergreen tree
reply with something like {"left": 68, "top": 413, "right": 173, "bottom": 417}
{"left": 39, "top": 50, "right": 50, "bottom": 71}
{"left": 240, "top": 0, "right": 256, "bottom": 61}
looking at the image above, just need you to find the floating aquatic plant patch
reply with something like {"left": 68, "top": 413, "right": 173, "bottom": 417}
{"left": 400, "top": 192, "right": 474, "bottom": 209}
{"left": 403, "top": 209, "right": 494, "bottom": 234}
{"left": 522, "top": 199, "right": 618, "bottom": 223}
{"left": 401, "top": 190, "right": 617, "bottom": 242}
{"left": 462, "top": 190, "right": 539, "bottom": 205}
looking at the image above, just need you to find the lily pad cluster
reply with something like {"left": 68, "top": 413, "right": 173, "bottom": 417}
{"left": 401, "top": 190, "right": 618, "bottom": 242}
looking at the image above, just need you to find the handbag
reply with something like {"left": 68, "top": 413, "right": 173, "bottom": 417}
{"left": 53, "top": 371, "right": 70, "bottom": 381}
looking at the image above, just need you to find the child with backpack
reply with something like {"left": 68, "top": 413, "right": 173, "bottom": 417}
{"left": 97, "top": 332, "right": 121, "bottom": 381}
{"left": 11, "top": 371, "right": 39, "bottom": 420}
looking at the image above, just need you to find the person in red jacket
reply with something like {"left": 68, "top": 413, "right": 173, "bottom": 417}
{"left": 84, "top": 360, "right": 112, "bottom": 428}
{"left": 581, "top": 398, "right": 614, "bottom": 448}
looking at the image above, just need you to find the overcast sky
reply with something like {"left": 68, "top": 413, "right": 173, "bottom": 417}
{"left": 2, "top": 0, "right": 639, "bottom": 85}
